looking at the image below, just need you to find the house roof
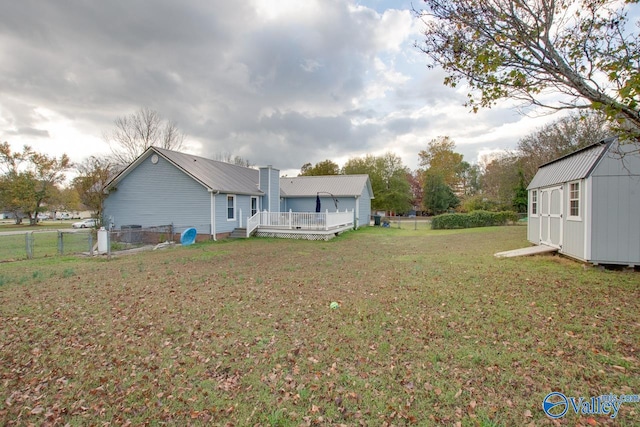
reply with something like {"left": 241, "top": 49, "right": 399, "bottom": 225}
{"left": 527, "top": 137, "right": 615, "bottom": 190}
{"left": 279, "top": 174, "right": 374, "bottom": 198}
{"left": 104, "top": 147, "right": 264, "bottom": 195}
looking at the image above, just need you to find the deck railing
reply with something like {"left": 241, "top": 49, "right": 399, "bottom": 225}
{"left": 246, "top": 209, "right": 354, "bottom": 237}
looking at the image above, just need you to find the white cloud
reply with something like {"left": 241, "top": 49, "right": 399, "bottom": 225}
{"left": 0, "top": 0, "right": 572, "bottom": 177}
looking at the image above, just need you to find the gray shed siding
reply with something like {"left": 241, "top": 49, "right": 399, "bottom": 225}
{"left": 104, "top": 153, "right": 211, "bottom": 234}
{"left": 589, "top": 145, "right": 640, "bottom": 264}
{"left": 561, "top": 180, "right": 586, "bottom": 260}
{"left": 527, "top": 190, "right": 540, "bottom": 244}
{"left": 591, "top": 176, "right": 640, "bottom": 263}
{"left": 527, "top": 138, "right": 640, "bottom": 265}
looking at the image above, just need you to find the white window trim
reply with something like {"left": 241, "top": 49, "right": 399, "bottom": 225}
{"left": 567, "top": 181, "right": 581, "bottom": 221}
{"left": 226, "top": 195, "right": 236, "bottom": 221}
{"left": 250, "top": 196, "right": 259, "bottom": 216}
{"left": 530, "top": 190, "right": 539, "bottom": 217}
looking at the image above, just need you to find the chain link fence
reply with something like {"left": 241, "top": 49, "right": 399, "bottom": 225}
{"left": 0, "top": 229, "right": 95, "bottom": 262}
{"left": 105, "top": 224, "right": 175, "bottom": 255}
{"left": 0, "top": 224, "right": 206, "bottom": 262}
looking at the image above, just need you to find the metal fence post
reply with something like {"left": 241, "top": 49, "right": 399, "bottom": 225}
{"left": 107, "top": 229, "right": 111, "bottom": 259}
{"left": 58, "top": 231, "right": 63, "bottom": 255}
{"left": 25, "top": 231, "right": 33, "bottom": 259}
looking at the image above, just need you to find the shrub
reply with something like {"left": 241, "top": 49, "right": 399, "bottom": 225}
{"left": 431, "top": 210, "right": 519, "bottom": 229}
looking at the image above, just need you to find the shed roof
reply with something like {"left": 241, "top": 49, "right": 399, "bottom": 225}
{"left": 527, "top": 138, "right": 615, "bottom": 189}
{"left": 280, "top": 175, "right": 373, "bottom": 198}
{"left": 105, "top": 147, "right": 264, "bottom": 195}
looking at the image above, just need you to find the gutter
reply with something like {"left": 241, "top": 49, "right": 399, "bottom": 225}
{"left": 209, "top": 190, "right": 220, "bottom": 241}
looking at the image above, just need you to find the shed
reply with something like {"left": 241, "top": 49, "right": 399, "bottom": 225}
{"left": 527, "top": 137, "right": 640, "bottom": 266}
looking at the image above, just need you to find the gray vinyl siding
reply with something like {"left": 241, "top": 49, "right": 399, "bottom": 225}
{"left": 213, "top": 193, "right": 255, "bottom": 234}
{"left": 258, "top": 167, "right": 280, "bottom": 212}
{"left": 282, "top": 197, "right": 355, "bottom": 213}
{"left": 358, "top": 184, "right": 372, "bottom": 227}
{"left": 561, "top": 181, "right": 586, "bottom": 260}
{"left": 269, "top": 168, "right": 280, "bottom": 212}
{"left": 281, "top": 197, "right": 317, "bottom": 212}
{"left": 591, "top": 176, "right": 640, "bottom": 263}
{"left": 527, "top": 190, "right": 540, "bottom": 244}
{"left": 589, "top": 146, "right": 640, "bottom": 264}
{"left": 103, "top": 154, "right": 211, "bottom": 234}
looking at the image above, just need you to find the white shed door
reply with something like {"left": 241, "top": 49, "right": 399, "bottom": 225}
{"left": 539, "top": 186, "right": 563, "bottom": 249}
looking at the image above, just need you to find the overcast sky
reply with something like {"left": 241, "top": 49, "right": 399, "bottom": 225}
{"left": 0, "top": 0, "right": 603, "bottom": 177}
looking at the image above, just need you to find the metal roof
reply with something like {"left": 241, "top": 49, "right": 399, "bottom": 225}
{"left": 527, "top": 138, "right": 615, "bottom": 189}
{"left": 280, "top": 174, "right": 373, "bottom": 198}
{"left": 105, "top": 147, "right": 264, "bottom": 195}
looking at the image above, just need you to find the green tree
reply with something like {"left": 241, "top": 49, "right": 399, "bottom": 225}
{"left": 422, "top": 171, "right": 459, "bottom": 215}
{"left": 479, "top": 153, "right": 520, "bottom": 210}
{"left": 72, "top": 156, "right": 115, "bottom": 220}
{"left": 416, "top": 0, "right": 640, "bottom": 137}
{"left": 512, "top": 170, "right": 529, "bottom": 213}
{"left": 418, "top": 136, "right": 464, "bottom": 189}
{"left": 0, "top": 171, "right": 33, "bottom": 224}
{"left": 299, "top": 159, "right": 340, "bottom": 176}
{"left": 0, "top": 142, "right": 71, "bottom": 224}
{"left": 456, "top": 161, "right": 481, "bottom": 197}
{"left": 342, "top": 153, "right": 412, "bottom": 213}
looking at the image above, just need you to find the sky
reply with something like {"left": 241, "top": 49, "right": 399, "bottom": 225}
{"left": 0, "top": 0, "right": 604, "bottom": 178}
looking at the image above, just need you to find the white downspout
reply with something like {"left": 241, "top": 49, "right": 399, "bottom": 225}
{"left": 354, "top": 195, "right": 360, "bottom": 229}
{"left": 209, "top": 190, "right": 219, "bottom": 241}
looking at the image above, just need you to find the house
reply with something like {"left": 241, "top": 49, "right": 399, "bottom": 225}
{"left": 103, "top": 147, "right": 373, "bottom": 240}
{"left": 527, "top": 137, "right": 640, "bottom": 266}
{"left": 279, "top": 175, "right": 374, "bottom": 229}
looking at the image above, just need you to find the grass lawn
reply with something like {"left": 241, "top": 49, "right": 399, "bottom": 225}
{"left": 0, "top": 226, "right": 638, "bottom": 426}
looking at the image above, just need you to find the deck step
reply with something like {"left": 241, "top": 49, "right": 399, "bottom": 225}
{"left": 229, "top": 228, "right": 248, "bottom": 239}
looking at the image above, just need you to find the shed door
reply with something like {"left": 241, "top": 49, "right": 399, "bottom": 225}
{"left": 539, "top": 186, "right": 563, "bottom": 249}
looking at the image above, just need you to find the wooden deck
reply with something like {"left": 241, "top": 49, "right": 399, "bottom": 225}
{"left": 253, "top": 223, "right": 353, "bottom": 241}
{"left": 494, "top": 245, "right": 558, "bottom": 258}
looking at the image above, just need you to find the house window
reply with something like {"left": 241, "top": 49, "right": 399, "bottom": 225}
{"left": 251, "top": 197, "right": 258, "bottom": 216}
{"left": 227, "top": 195, "right": 235, "bottom": 220}
{"left": 531, "top": 190, "right": 538, "bottom": 216}
{"left": 569, "top": 182, "right": 580, "bottom": 218}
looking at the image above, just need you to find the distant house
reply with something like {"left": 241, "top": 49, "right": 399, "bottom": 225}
{"left": 527, "top": 137, "right": 640, "bottom": 266}
{"left": 279, "top": 175, "right": 374, "bottom": 229}
{"left": 103, "top": 147, "right": 373, "bottom": 240}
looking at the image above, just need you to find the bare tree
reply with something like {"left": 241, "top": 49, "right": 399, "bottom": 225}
{"left": 105, "top": 108, "right": 185, "bottom": 170}
{"left": 214, "top": 152, "right": 253, "bottom": 167}
{"left": 517, "top": 112, "right": 611, "bottom": 181}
